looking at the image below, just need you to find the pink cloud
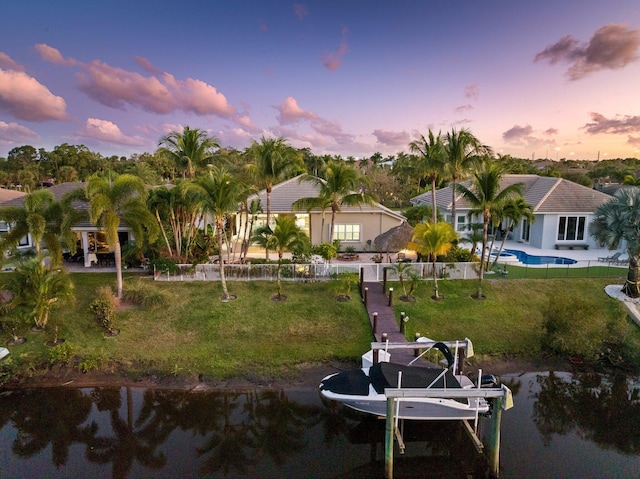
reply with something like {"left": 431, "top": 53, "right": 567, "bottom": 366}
{"left": 0, "top": 120, "right": 39, "bottom": 142}
{"left": 454, "top": 104, "right": 474, "bottom": 113}
{"left": 273, "top": 96, "right": 355, "bottom": 147}
{"left": 372, "top": 129, "right": 410, "bottom": 146}
{"left": 276, "top": 96, "right": 317, "bottom": 124}
{"left": 134, "top": 56, "right": 164, "bottom": 76}
{"left": 34, "top": 43, "right": 77, "bottom": 66}
{"left": 535, "top": 24, "right": 640, "bottom": 80}
{"left": 321, "top": 27, "right": 348, "bottom": 71}
{"left": 76, "top": 59, "right": 237, "bottom": 119}
{"left": 583, "top": 112, "right": 640, "bottom": 134}
{"left": 0, "top": 53, "right": 24, "bottom": 72}
{"left": 294, "top": 4, "right": 309, "bottom": 20}
{"left": 464, "top": 84, "right": 479, "bottom": 100}
{"left": 0, "top": 68, "right": 68, "bottom": 121}
{"left": 502, "top": 124, "right": 554, "bottom": 149}
{"left": 77, "top": 118, "right": 146, "bottom": 146}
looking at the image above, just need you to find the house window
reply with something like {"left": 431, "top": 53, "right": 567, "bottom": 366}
{"left": 557, "top": 216, "right": 586, "bottom": 241}
{"left": 521, "top": 218, "right": 530, "bottom": 242}
{"left": 0, "top": 222, "right": 29, "bottom": 247}
{"left": 333, "top": 224, "right": 361, "bottom": 242}
{"left": 456, "top": 215, "right": 466, "bottom": 232}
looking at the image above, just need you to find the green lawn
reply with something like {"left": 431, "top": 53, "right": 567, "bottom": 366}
{"left": 2, "top": 274, "right": 640, "bottom": 384}
{"left": 391, "top": 277, "right": 640, "bottom": 362}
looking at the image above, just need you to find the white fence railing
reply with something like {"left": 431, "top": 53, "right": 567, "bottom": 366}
{"left": 152, "top": 259, "right": 628, "bottom": 283}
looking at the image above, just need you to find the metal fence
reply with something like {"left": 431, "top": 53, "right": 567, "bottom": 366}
{"left": 153, "top": 260, "right": 629, "bottom": 283}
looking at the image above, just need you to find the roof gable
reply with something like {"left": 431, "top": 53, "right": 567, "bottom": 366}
{"left": 249, "top": 175, "right": 405, "bottom": 220}
{"left": 411, "top": 174, "right": 612, "bottom": 214}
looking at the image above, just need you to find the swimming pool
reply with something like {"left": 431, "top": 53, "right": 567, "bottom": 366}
{"left": 504, "top": 249, "right": 577, "bottom": 265}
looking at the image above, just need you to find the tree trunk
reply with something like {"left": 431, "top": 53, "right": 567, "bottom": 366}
{"left": 115, "top": 240, "right": 123, "bottom": 299}
{"left": 217, "top": 220, "right": 230, "bottom": 300}
{"left": 432, "top": 258, "right": 440, "bottom": 299}
{"left": 622, "top": 255, "right": 640, "bottom": 298}
{"left": 431, "top": 179, "right": 437, "bottom": 223}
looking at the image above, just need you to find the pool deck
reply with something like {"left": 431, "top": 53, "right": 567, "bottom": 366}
{"left": 478, "top": 240, "right": 622, "bottom": 263}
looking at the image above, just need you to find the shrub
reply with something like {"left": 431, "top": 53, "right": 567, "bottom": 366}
{"left": 333, "top": 272, "right": 359, "bottom": 298}
{"left": 48, "top": 342, "right": 76, "bottom": 365}
{"left": 89, "top": 286, "right": 117, "bottom": 332}
{"left": 151, "top": 257, "right": 178, "bottom": 274}
{"left": 123, "top": 280, "right": 169, "bottom": 311}
{"left": 312, "top": 243, "right": 337, "bottom": 261}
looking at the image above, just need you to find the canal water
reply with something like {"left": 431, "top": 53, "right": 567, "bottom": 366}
{"left": 1, "top": 371, "right": 639, "bottom": 478}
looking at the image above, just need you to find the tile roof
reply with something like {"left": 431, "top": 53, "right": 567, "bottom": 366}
{"left": 248, "top": 175, "right": 405, "bottom": 220}
{"left": 411, "top": 174, "right": 612, "bottom": 213}
{"left": 0, "top": 188, "right": 26, "bottom": 205}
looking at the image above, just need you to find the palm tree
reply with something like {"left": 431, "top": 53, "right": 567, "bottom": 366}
{"left": 246, "top": 136, "right": 304, "bottom": 260}
{"left": 490, "top": 197, "right": 535, "bottom": 269}
{"left": 409, "top": 130, "right": 448, "bottom": 223}
{"left": 590, "top": 188, "right": 640, "bottom": 298}
{"left": 158, "top": 126, "right": 220, "bottom": 179}
{"left": 407, "top": 221, "right": 458, "bottom": 300}
{"left": 0, "top": 256, "right": 74, "bottom": 329}
{"left": 292, "top": 161, "right": 376, "bottom": 243}
{"left": 86, "top": 173, "right": 158, "bottom": 298}
{"left": 443, "top": 128, "right": 492, "bottom": 230}
{"left": 251, "top": 216, "right": 309, "bottom": 299}
{"left": 0, "top": 189, "right": 80, "bottom": 264}
{"left": 456, "top": 161, "right": 523, "bottom": 298}
{"left": 147, "top": 181, "right": 203, "bottom": 262}
{"left": 191, "top": 166, "right": 240, "bottom": 301}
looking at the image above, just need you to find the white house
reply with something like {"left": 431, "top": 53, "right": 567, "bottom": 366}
{"left": 410, "top": 174, "right": 613, "bottom": 250}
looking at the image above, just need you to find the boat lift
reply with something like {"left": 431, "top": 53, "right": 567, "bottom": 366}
{"left": 369, "top": 340, "right": 514, "bottom": 479}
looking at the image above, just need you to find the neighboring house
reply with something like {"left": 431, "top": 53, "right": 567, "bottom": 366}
{"left": 0, "top": 182, "right": 132, "bottom": 267}
{"left": 410, "top": 174, "right": 613, "bottom": 250}
{"left": 245, "top": 175, "right": 406, "bottom": 251}
{"left": 0, "top": 188, "right": 28, "bottom": 248}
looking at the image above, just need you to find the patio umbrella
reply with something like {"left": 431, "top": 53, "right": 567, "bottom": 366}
{"left": 373, "top": 222, "right": 414, "bottom": 261}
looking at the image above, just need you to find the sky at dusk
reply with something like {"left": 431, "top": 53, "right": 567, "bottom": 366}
{"left": 1, "top": 0, "right": 640, "bottom": 161}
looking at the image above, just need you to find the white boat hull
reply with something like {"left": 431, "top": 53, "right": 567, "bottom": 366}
{"left": 319, "top": 364, "right": 490, "bottom": 421}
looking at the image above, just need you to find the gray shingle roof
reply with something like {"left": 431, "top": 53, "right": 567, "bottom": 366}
{"left": 411, "top": 174, "right": 612, "bottom": 213}
{"left": 249, "top": 175, "right": 405, "bottom": 219}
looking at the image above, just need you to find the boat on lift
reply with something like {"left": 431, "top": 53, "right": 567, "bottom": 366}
{"left": 319, "top": 340, "right": 501, "bottom": 420}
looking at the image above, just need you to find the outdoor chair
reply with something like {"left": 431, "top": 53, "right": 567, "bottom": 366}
{"left": 598, "top": 252, "right": 621, "bottom": 263}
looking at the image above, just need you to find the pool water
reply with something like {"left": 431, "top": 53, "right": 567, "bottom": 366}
{"left": 504, "top": 249, "right": 577, "bottom": 265}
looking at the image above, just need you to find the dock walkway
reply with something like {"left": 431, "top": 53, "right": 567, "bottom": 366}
{"left": 361, "top": 281, "right": 417, "bottom": 366}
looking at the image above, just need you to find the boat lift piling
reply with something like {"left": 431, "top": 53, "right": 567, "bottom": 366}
{"left": 384, "top": 387, "right": 512, "bottom": 479}
{"left": 371, "top": 340, "right": 513, "bottom": 479}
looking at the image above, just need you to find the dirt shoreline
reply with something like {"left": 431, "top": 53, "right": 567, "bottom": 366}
{"left": 1, "top": 355, "right": 575, "bottom": 391}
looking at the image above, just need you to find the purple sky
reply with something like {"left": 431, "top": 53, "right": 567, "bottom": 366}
{"left": 1, "top": 0, "right": 640, "bottom": 161}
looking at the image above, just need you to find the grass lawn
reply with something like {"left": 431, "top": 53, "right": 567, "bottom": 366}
{"left": 391, "top": 277, "right": 640, "bottom": 363}
{"left": 2, "top": 273, "right": 640, "bottom": 384}
{"left": 2, "top": 274, "right": 372, "bottom": 382}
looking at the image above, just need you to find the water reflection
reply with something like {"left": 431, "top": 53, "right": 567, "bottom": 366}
{"left": 532, "top": 371, "right": 640, "bottom": 453}
{"left": 4, "top": 373, "right": 639, "bottom": 478}
{"left": 0, "top": 386, "right": 488, "bottom": 478}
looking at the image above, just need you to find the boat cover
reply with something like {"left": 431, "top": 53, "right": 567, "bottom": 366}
{"left": 370, "top": 363, "right": 462, "bottom": 394}
{"left": 320, "top": 363, "right": 463, "bottom": 397}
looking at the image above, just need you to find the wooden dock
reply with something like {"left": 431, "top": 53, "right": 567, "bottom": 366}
{"left": 361, "top": 280, "right": 420, "bottom": 366}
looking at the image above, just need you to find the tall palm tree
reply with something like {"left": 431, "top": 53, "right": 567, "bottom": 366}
{"left": 490, "top": 197, "right": 535, "bottom": 269}
{"left": 246, "top": 136, "right": 304, "bottom": 260}
{"left": 292, "top": 161, "right": 376, "bottom": 243}
{"left": 443, "top": 128, "right": 492, "bottom": 230}
{"left": 191, "top": 166, "right": 241, "bottom": 301}
{"left": 456, "top": 161, "right": 523, "bottom": 299}
{"left": 86, "top": 173, "right": 158, "bottom": 298}
{"left": 158, "top": 126, "right": 220, "bottom": 179}
{"left": 0, "top": 189, "right": 80, "bottom": 264}
{"left": 590, "top": 188, "right": 640, "bottom": 298}
{"left": 407, "top": 221, "right": 458, "bottom": 300}
{"left": 409, "top": 130, "right": 448, "bottom": 223}
{"left": 252, "top": 216, "right": 308, "bottom": 299}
